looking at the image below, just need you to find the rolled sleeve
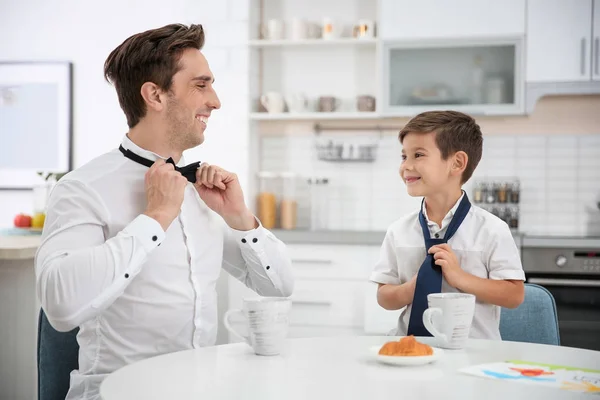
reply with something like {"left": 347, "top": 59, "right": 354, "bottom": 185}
{"left": 486, "top": 224, "right": 526, "bottom": 281}
{"left": 370, "top": 228, "right": 401, "bottom": 285}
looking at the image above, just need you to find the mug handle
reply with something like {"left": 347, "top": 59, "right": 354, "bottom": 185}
{"left": 223, "top": 309, "right": 250, "bottom": 344}
{"left": 422, "top": 307, "right": 447, "bottom": 342}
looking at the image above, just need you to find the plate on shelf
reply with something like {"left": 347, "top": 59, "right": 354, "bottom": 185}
{"left": 1, "top": 227, "right": 43, "bottom": 236}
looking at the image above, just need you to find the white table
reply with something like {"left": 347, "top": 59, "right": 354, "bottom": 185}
{"left": 100, "top": 336, "right": 600, "bottom": 400}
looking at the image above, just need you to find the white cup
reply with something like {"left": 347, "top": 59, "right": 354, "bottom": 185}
{"left": 224, "top": 297, "right": 291, "bottom": 356}
{"left": 422, "top": 293, "right": 475, "bottom": 349}
{"left": 290, "top": 18, "right": 307, "bottom": 40}
{"left": 263, "top": 19, "right": 284, "bottom": 40}
{"left": 322, "top": 18, "right": 339, "bottom": 40}
{"left": 354, "top": 19, "right": 375, "bottom": 39}
{"left": 260, "top": 92, "right": 286, "bottom": 113}
{"left": 287, "top": 93, "right": 308, "bottom": 113}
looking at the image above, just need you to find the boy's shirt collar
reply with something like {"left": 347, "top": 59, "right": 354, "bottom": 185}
{"left": 422, "top": 191, "right": 465, "bottom": 232}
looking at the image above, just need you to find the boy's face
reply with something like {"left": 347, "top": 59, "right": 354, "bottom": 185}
{"left": 400, "top": 131, "right": 456, "bottom": 197}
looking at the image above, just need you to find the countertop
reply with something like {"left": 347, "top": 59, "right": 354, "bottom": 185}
{"left": 0, "top": 235, "right": 41, "bottom": 260}
{"left": 2, "top": 230, "right": 600, "bottom": 261}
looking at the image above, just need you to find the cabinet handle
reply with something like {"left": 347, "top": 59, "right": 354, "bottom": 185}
{"left": 595, "top": 38, "right": 599, "bottom": 76}
{"left": 291, "top": 299, "right": 332, "bottom": 306}
{"left": 291, "top": 259, "right": 333, "bottom": 265}
{"left": 581, "top": 38, "right": 587, "bottom": 76}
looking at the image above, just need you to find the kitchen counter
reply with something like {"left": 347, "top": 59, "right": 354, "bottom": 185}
{"left": 522, "top": 235, "right": 600, "bottom": 249}
{"left": 0, "top": 235, "right": 41, "bottom": 260}
{"left": 271, "top": 229, "right": 386, "bottom": 245}
{"left": 271, "top": 229, "right": 526, "bottom": 248}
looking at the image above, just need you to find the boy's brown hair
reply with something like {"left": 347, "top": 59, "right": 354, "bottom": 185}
{"left": 104, "top": 23, "right": 205, "bottom": 128}
{"left": 399, "top": 110, "right": 483, "bottom": 183}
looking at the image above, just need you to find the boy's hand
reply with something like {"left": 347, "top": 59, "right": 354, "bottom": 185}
{"left": 428, "top": 244, "right": 465, "bottom": 288}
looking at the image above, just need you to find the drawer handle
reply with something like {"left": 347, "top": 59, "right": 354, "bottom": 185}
{"left": 291, "top": 259, "right": 333, "bottom": 265}
{"left": 291, "top": 299, "right": 332, "bottom": 306}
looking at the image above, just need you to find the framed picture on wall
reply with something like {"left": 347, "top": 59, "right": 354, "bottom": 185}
{"left": 0, "top": 61, "right": 73, "bottom": 190}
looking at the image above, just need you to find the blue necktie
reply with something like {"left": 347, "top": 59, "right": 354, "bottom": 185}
{"left": 407, "top": 194, "right": 472, "bottom": 336}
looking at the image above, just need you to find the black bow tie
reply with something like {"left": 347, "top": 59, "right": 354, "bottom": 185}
{"left": 119, "top": 145, "right": 201, "bottom": 183}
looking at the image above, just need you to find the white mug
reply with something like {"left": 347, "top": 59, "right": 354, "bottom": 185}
{"left": 354, "top": 19, "right": 375, "bottom": 39}
{"left": 290, "top": 18, "right": 307, "bottom": 40}
{"left": 260, "top": 92, "right": 285, "bottom": 113}
{"left": 224, "top": 297, "right": 292, "bottom": 356}
{"left": 287, "top": 93, "right": 308, "bottom": 113}
{"left": 263, "top": 19, "right": 284, "bottom": 40}
{"left": 422, "top": 293, "right": 475, "bottom": 349}
{"left": 322, "top": 18, "right": 339, "bottom": 40}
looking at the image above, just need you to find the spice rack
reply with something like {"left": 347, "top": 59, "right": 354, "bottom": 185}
{"left": 472, "top": 178, "right": 521, "bottom": 231}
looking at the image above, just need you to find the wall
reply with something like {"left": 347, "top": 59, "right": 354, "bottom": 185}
{"left": 259, "top": 95, "right": 600, "bottom": 236}
{"left": 0, "top": 0, "right": 252, "bottom": 345}
{"left": 0, "top": 0, "right": 251, "bottom": 227}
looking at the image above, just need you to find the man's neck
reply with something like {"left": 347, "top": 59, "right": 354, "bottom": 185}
{"left": 127, "top": 120, "right": 183, "bottom": 163}
{"left": 424, "top": 189, "right": 463, "bottom": 227}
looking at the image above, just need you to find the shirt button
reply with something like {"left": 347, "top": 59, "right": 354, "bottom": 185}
{"left": 241, "top": 238, "right": 247, "bottom": 243}
{"left": 266, "top": 266, "right": 271, "bottom": 270}
{"left": 124, "top": 273, "right": 129, "bottom": 278}
{"left": 152, "top": 235, "right": 158, "bottom": 241}
{"left": 434, "top": 233, "right": 440, "bottom": 238}
{"left": 252, "top": 238, "right": 258, "bottom": 243}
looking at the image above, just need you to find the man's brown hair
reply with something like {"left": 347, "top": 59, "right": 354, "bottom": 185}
{"left": 104, "top": 23, "right": 205, "bottom": 128}
{"left": 399, "top": 110, "right": 483, "bottom": 183}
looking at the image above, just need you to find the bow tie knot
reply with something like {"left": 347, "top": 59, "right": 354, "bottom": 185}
{"left": 119, "top": 145, "right": 201, "bottom": 183}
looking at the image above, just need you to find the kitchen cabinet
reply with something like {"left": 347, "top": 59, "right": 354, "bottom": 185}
{"left": 379, "top": 0, "right": 525, "bottom": 40}
{"left": 594, "top": 0, "right": 600, "bottom": 81}
{"left": 380, "top": 38, "right": 524, "bottom": 116}
{"left": 526, "top": 0, "right": 594, "bottom": 83}
{"left": 226, "top": 244, "right": 396, "bottom": 341}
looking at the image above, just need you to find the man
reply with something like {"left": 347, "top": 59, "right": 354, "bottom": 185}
{"left": 35, "top": 23, "right": 294, "bottom": 400}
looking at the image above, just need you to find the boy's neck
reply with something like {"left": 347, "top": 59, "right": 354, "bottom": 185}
{"left": 424, "top": 189, "right": 464, "bottom": 227}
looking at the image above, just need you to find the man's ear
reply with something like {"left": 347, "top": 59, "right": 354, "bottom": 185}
{"left": 452, "top": 151, "right": 468, "bottom": 178}
{"left": 140, "top": 82, "right": 165, "bottom": 112}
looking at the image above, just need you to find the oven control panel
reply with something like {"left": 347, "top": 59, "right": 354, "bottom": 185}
{"left": 522, "top": 248, "right": 600, "bottom": 274}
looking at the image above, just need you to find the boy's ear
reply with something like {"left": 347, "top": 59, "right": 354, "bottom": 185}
{"left": 452, "top": 151, "right": 468, "bottom": 177}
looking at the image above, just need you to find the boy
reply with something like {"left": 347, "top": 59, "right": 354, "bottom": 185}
{"left": 370, "top": 110, "right": 525, "bottom": 340}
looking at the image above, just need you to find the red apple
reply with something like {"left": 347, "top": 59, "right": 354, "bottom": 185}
{"left": 14, "top": 213, "right": 32, "bottom": 228}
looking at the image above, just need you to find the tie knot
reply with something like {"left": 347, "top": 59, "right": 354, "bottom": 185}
{"left": 425, "top": 237, "right": 445, "bottom": 250}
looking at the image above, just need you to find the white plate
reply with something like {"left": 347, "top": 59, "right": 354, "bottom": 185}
{"left": 369, "top": 344, "right": 444, "bottom": 366}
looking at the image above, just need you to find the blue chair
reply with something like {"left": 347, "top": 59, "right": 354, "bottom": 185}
{"left": 500, "top": 283, "right": 560, "bottom": 346}
{"left": 37, "top": 309, "right": 80, "bottom": 400}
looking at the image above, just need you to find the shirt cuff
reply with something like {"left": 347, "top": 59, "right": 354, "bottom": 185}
{"left": 229, "top": 216, "right": 266, "bottom": 245}
{"left": 489, "top": 269, "right": 526, "bottom": 281}
{"left": 122, "top": 214, "right": 166, "bottom": 252}
{"left": 369, "top": 272, "right": 401, "bottom": 285}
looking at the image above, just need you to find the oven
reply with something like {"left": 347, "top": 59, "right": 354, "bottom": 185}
{"left": 522, "top": 238, "right": 600, "bottom": 351}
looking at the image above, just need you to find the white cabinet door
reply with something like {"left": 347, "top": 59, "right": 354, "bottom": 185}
{"left": 379, "top": 0, "right": 525, "bottom": 40}
{"left": 526, "top": 0, "right": 593, "bottom": 82}
{"left": 594, "top": 0, "right": 600, "bottom": 80}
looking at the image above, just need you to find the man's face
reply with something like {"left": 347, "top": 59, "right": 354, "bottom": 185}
{"left": 164, "top": 48, "right": 221, "bottom": 150}
{"left": 399, "top": 131, "right": 455, "bottom": 197}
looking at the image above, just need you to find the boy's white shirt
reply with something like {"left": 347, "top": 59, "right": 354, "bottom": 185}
{"left": 370, "top": 193, "right": 525, "bottom": 340}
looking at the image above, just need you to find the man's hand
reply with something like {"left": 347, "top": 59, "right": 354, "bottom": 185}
{"left": 429, "top": 243, "right": 465, "bottom": 288}
{"left": 143, "top": 159, "right": 188, "bottom": 231}
{"left": 194, "top": 163, "right": 257, "bottom": 231}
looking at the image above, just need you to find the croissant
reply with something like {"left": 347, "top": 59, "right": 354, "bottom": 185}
{"left": 378, "top": 335, "right": 433, "bottom": 356}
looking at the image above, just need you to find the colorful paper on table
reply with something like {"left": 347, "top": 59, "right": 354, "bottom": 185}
{"left": 460, "top": 361, "right": 600, "bottom": 395}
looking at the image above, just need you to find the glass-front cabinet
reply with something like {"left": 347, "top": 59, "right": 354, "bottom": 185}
{"left": 380, "top": 38, "right": 524, "bottom": 116}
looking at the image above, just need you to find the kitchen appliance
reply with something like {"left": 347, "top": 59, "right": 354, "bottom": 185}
{"left": 521, "top": 238, "right": 600, "bottom": 351}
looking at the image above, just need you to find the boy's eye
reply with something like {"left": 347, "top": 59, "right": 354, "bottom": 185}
{"left": 401, "top": 154, "right": 407, "bottom": 161}
{"left": 415, "top": 153, "right": 424, "bottom": 158}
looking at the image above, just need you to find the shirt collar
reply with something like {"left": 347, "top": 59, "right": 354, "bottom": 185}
{"left": 120, "top": 135, "right": 187, "bottom": 167}
{"left": 422, "top": 191, "right": 465, "bottom": 228}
